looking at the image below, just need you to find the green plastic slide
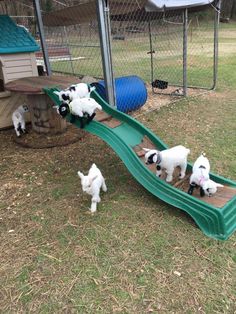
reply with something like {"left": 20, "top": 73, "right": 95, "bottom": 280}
{"left": 44, "top": 87, "right": 236, "bottom": 240}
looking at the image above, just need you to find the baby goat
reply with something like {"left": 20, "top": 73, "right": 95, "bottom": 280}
{"left": 78, "top": 163, "right": 107, "bottom": 213}
{"left": 12, "top": 104, "right": 29, "bottom": 137}
{"left": 58, "top": 97, "right": 102, "bottom": 128}
{"left": 188, "top": 153, "right": 223, "bottom": 197}
{"left": 144, "top": 145, "right": 190, "bottom": 182}
{"left": 54, "top": 83, "right": 95, "bottom": 103}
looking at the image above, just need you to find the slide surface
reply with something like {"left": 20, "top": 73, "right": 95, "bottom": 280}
{"left": 44, "top": 87, "right": 236, "bottom": 240}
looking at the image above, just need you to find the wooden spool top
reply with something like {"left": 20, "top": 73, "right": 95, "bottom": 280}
{"left": 5, "top": 75, "right": 79, "bottom": 95}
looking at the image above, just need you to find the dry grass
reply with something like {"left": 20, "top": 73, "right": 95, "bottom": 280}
{"left": 0, "top": 22, "right": 236, "bottom": 314}
{"left": 0, "top": 84, "right": 236, "bottom": 313}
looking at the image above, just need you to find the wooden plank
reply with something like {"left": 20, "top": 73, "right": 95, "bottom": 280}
{"left": 5, "top": 75, "right": 79, "bottom": 94}
{"left": 173, "top": 174, "right": 191, "bottom": 188}
{"left": 133, "top": 135, "right": 157, "bottom": 156}
{"left": 215, "top": 186, "right": 236, "bottom": 199}
{"left": 95, "top": 110, "right": 111, "bottom": 122}
{"left": 175, "top": 174, "right": 236, "bottom": 208}
{"left": 193, "top": 188, "right": 232, "bottom": 208}
{"left": 102, "top": 118, "right": 122, "bottom": 128}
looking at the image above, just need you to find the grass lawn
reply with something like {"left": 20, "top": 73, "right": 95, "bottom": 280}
{"left": 0, "top": 23, "right": 236, "bottom": 313}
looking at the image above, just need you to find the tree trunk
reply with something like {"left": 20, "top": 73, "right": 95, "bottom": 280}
{"left": 220, "top": 0, "right": 235, "bottom": 20}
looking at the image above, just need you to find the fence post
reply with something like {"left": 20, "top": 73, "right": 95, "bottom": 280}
{"left": 213, "top": 0, "right": 221, "bottom": 90}
{"left": 33, "top": 0, "right": 51, "bottom": 76}
{"left": 97, "top": 0, "right": 116, "bottom": 107}
{"left": 183, "top": 8, "right": 188, "bottom": 97}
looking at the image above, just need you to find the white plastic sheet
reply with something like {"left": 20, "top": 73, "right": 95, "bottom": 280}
{"left": 145, "top": 0, "right": 215, "bottom": 11}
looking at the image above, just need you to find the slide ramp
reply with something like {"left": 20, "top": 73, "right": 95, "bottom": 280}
{"left": 44, "top": 87, "right": 236, "bottom": 240}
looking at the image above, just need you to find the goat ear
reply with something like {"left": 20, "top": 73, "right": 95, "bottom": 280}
{"left": 143, "top": 148, "right": 150, "bottom": 152}
{"left": 215, "top": 182, "right": 224, "bottom": 188}
{"left": 77, "top": 171, "right": 84, "bottom": 179}
{"left": 53, "top": 91, "right": 60, "bottom": 96}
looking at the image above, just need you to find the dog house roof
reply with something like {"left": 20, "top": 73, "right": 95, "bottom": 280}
{"left": 0, "top": 15, "right": 40, "bottom": 54}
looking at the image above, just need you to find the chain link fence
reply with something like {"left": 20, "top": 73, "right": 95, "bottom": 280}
{"left": 2, "top": 1, "right": 229, "bottom": 113}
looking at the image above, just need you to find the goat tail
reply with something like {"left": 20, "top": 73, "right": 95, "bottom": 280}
{"left": 201, "top": 151, "right": 206, "bottom": 157}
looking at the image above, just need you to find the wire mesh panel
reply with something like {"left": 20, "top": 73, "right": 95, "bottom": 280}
{"left": 42, "top": 22, "right": 103, "bottom": 80}
{"left": 149, "top": 11, "right": 184, "bottom": 94}
{"left": 3, "top": 0, "right": 220, "bottom": 110}
{"left": 109, "top": 2, "right": 218, "bottom": 97}
{"left": 187, "top": 6, "right": 217, "bottom": 90}
{"left": 111, "top": 13, "right": 152, "bottom": 82}
{"left": 9, "top": 1, "right": 103, "bottom": 81}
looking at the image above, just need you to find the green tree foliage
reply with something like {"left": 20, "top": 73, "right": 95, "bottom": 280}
{"left": 42, "top": 0, "right": 53, "bottom": 12}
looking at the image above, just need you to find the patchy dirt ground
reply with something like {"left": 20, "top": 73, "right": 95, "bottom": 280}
{"left": 134, "top": 85, "right": 209, "bottom": 116}
{"left": 0, "top": 86, "right": 235, "bottom": 313}
{"left": 14, "top": 124, "right": 85, "bottom": 149}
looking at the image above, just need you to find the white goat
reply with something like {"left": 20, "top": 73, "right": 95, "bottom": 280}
{"left": 58, "top": 97, "right": 102, "bottom": 128}
{"left": 144, "top": 145, "right": 190, "bottom": 182}
{"left": 12, "top": 104, "right": 29, "bottom": 137}
{"left": 78, "top": 163, "right": 107, "bottom": 213}
{"left": 54, "top": 83, "right": 95, "bottom": 103}
{"left": 188, "top": 153, "right": 223, "bottom": 197}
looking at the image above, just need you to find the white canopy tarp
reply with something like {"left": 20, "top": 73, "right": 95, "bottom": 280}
{"left": 145, "top": 0, "right": 215, "bottom": 11}
{"left": 42, "top": 0, "right": 215, "bottom": 27}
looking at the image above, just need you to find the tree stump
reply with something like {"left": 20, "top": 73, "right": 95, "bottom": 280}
{"left": 28, "top": 94, "right": 67, "bottom": 135}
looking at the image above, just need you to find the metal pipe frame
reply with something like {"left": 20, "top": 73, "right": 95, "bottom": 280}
{"left": 148, "top": 20, "right": 155, "bottom": 94}
{"left": 33, "top": 0, "right": 51, "bottom": 76}
{"left": 183, "top": 8, "right": 188, "bottom": 96}
{"left": 97, "top": 0, "right": 116, "bottom": 107}
{"left": 212, "top": 0, "right": 221, "bottom": 90}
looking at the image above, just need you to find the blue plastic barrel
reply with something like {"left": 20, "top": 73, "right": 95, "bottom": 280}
{"left": 93, "top": 75, "right": 147, "bottom": 113}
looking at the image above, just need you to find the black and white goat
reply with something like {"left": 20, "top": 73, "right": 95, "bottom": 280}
{"left": 12, "top": 104, "right": 29, "bottom": 137}
{"left": 188, "top": 153, "right": 223, "bottom": 197}
{"left": 58, "top": 97, "right": 102, "bottom": 128}
{"left": 54, "top": 83, "right": 95, "bottom": 103}
{"left": 144, "top": 145, "right": 190, "bottom": 182}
